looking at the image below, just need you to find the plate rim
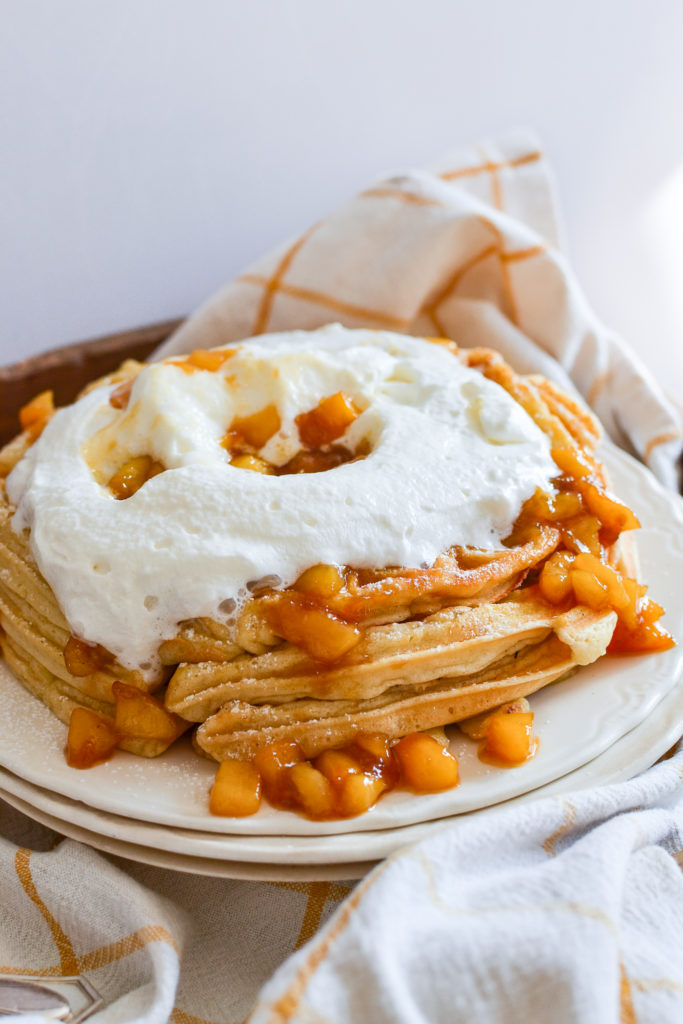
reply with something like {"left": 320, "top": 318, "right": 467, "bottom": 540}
{"left": 1, "top": 670, "right": 681, "bottom": 872}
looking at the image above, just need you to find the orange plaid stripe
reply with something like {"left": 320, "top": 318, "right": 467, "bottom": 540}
{"left": 645, "top": 429, "right": 682, "bottom": 461}
{"left": 588, "top": 371, "right": 612, "bottom": 407}
{"left": 633, "top": 977, "right": 683, "bottom": 994}
{"left": 266, "top": 881, "right": 352, "bottom": 950}
{"left": 421, "top": 241, "right": 546, "bottom": 333}
{"left": 265, "top": 861, "right": 391, "bottom": 1024}
{"left": 620, "top": 964, "right": 637, "bottom": 1024}
{"left": 542, "top": 800, "right": 578, "bottom": 857}
{"left": 78, "top": 924, "right": 179, "bottom": 972}
{"left": 422, "top": 244, "right": 498, "bottom": 334}
{"left": 239, "top": 274, "right": 409, "bottom": 330}
{"left": 359, "top": 187, "right": 447, "bottom": 209}
{"left": 440, "top": 149, "right": 542, "bottom": 182}
{"left": 14, "top": 849, "right": 78, "bottom": 975}
{"left": 252, "top": 227, "right": 319, "bottom": 336}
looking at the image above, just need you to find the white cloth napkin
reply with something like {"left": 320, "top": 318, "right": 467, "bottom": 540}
{"left": 250, "top": 749, "right": 683, "bottom": 1024}
{"left": 156, "top": 130, "right": 682, "bottom": 490}
{"left": 2, "top": 132, "right": 683, "bottom": 1024}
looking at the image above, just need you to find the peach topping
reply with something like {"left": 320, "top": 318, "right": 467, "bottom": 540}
{"left": 63, "top": 635, "right": 113, "bottom": 676}
{"left": 222, "top": 403, "right": 281, "bottom": 452}
{"left": 112, "top": 681, "right": 186, "bottom": 744}
{"left": 109, "top": 378, "right": 134, "bottom": 410}
{"left": 295, "top": 391, "right": 360, "bottom": 448}
{"left": 221, "top": 394, "right": 365, "bottom": 478}
{"left": 512, "top": 445, "right": 672, "bottom": 655}
{"left": 65, "top": 682, "right": 186, "bottom": 769}
{"left": 267, "top": 592, "right": 360, "bottom": 662}
{"left": 209, "top": 731, "right": 460, "bottom": 820}
{"left": 229, "top": 453, "right": 274, "bottom": 474}
{"left": 538, "top": 549, "right": 672, "bottom": 653}
{"left": 107, "top": 455, "right": 164, "bottom": 500}
{"left": 478, "top": 710, "right": 537, "bottom": 767}
{"left": 19, "top": 390, "right": 54, "bottom": 441}
{"left": 294, "top": 563, "right": 345, "bottom": 598}
{"left": 66, "top": 708, "right": 119, "bottom": 769}
{"left": 210, "top": 761, "right": 262, "bottom": 816}
{"left": 171, "top": 348, "right": 236, "bottom": 374}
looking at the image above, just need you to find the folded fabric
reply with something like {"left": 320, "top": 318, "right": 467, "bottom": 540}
{"left": 156, "top": 130, "right": 682, "bottom": 490}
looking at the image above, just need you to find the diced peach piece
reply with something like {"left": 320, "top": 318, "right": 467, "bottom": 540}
{"left": 19, "top": 390, "right": 54, "bottom": 440}
{"left": 609, "top": 596, "right": 675, "bottom": 654}
{"left": 538, "top": 551, "right": 575, "bottom": 604}
{"left": 107, "top": 455, "right": 164, "bottom": 499}
{"left": 561, "top": 514, "right": 602, "bottom": 556}
{"left": 294, "top": 563, "right": 345, "bottom": 598}
{"left": 63, "top": 635, "right": 112, "bottom": 676}
{"left": 522, "top": 488, "right": 552, "bottom": 520}
{"left": 426, "top": 337, "right": 460, "bottom": 356}
{"left": 458, "top": 699, "right": 531, "bottom": 741}
{"left": 112, "top": 681, "right": 186, "bottom": 743}
{"left": 66, "top": 707, "right": 120, "bottom": 769}
{"left": 571, "top": 568, "right": 610, "bottom": 611}
{"left": 209, "top": 760, "right": 262, "bottom": 816}
{"left": 523, "top": 488, "right": 582, "bottom": 523}
{"left": 229, "top": 453, "right": 275, "bottom": 474}
{"left": 353, "top": 733, "right": 393, "bottom": 762}
{"left": 547, "top": 491, "right": 584, "bottom": 521}
{"left": 550, "top": 445, "right": 593, "bottom": 479}
{"left": 269, "top": 596, "right": 361, "bottom": 662}
{"left": 253, "top": 740, "right": 305, "bottom": 798}
{"left": 619, "top": 577, "right": 647, "bottom": 633}
{"left": 109, "top": 378, "right": 134, "bottom": 409}
{"left": 187, "top": 348, "right": 235, "bottom": 372}
{"left": 295, "top": 392, "right": 360, "bottom": 448}
{"left": 481, "top": 711, "right": 536, "bottom": 766}
{"left": 336, "top": 772, "right": 387, "bottom": 817}
{"left": 349, "top": 733, "right": 398, "bottom": 782}
{"left": 224, "top": 404, "right": 281, "bottom": 451}
{"left": 572, "top": 553, "right": 630, "bottom": 613}
{"left": 315, "top": 748, "right": 360, "bottom": 786}
{"left": 288, "top": 762, "right": 335, "bottom": 818}
{"left": 393, "top": 733, "right": 460, "bottom": 792}
{"left": 579, "top": 480, "right": 640, "bottom": 540}
{"left": 169, "top": 359, "right": 199, "bottom": 374}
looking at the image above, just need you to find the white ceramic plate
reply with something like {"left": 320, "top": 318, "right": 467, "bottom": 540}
{"left": 0, "top": 786, "right": 372, "bottom": 881}
{"left": 0, "top": 445, "right": 681, "bottom": 837}
{"left": 1, "top": 655, "right": 682, "bottom": 878}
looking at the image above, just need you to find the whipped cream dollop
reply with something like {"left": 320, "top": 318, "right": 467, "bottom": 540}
{"left": 7, "top": 325, "right": 557, "bottom": 673}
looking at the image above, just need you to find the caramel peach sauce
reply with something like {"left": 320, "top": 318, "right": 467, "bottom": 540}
{"left": 222, "top": 391, "right": 367, "bottom": 478}
{"left": 519, "top": 445, "right": 673, "bottom": 655}
{"left": 209, "top": 732, "right": 460, "bottom": 820}
{"left": 64, "top": 682, "right": 186, "bottom": 769}
{"left": 256, "top": 434, "right": 673, "bottom": 664}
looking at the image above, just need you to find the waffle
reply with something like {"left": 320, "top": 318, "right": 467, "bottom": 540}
{"left": 0, "top": 336, "right": 659, "bottom": 771}
{"left": 192, "top": 602, "right": 616, "bottom": 761}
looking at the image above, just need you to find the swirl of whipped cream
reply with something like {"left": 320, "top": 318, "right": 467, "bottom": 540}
{"left": 7, "top": 325, "right": 557, "bottom": 672}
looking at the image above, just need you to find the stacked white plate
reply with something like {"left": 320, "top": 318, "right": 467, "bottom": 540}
{"left": 1, "top": 447, "right": 682, "bottom": 880}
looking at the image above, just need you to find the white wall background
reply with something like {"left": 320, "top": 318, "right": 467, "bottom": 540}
{"left": 2, "top": 0, "right": 683, "bottom": 393}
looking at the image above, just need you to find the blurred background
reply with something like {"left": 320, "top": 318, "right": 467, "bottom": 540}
{"left": 2, "top": 0, "right": 683, "bottom": 392}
